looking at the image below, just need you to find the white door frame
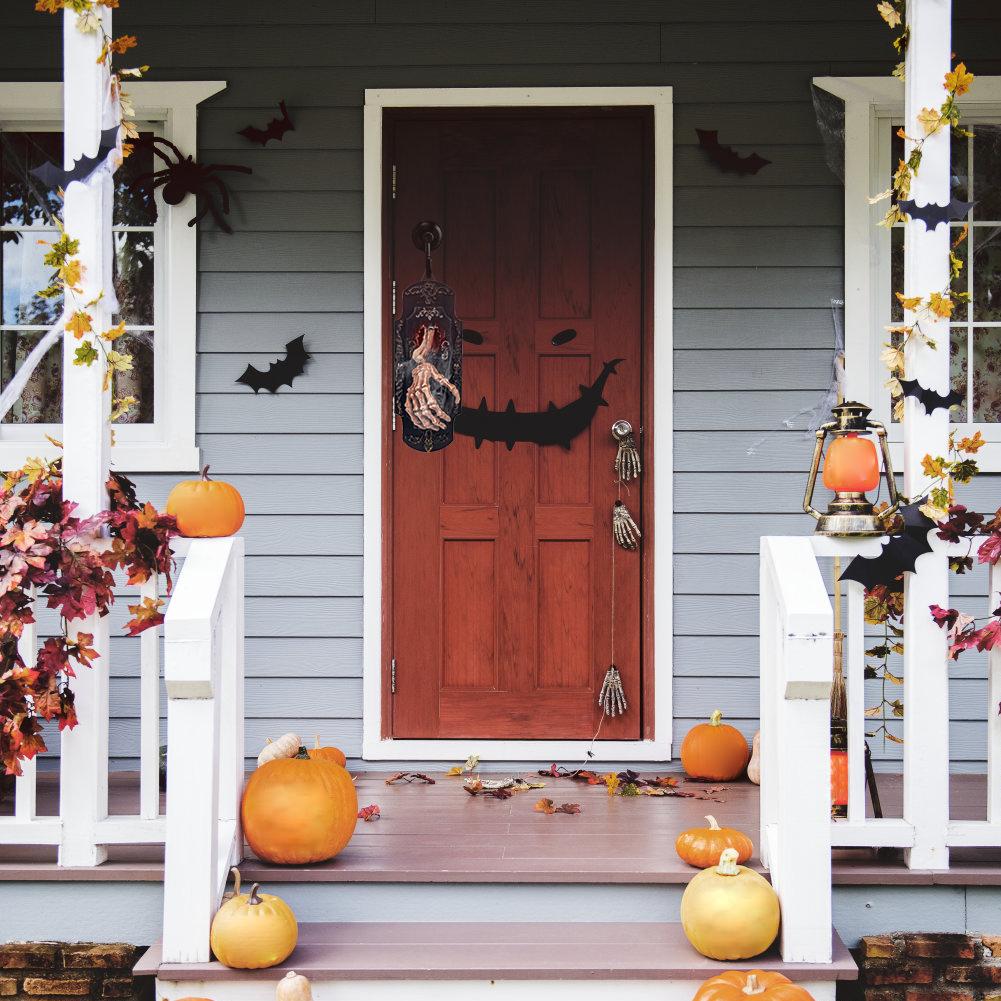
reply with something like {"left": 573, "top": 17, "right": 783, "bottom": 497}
{"left": 361, "top": 86, "right": 673, "bottom": 762}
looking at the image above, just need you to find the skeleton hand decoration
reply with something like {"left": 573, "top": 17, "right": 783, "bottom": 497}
{"left": 612, "top": 419, "right": 641, "bottom": 482}
{"left": 612, "top": 500, "right": 641, "bottom": 550}
{"left": 599, "top": 665, "right": 628, "bottom": 717}
{"left": 404, "top": 325, "right": 461, "bottom": 431}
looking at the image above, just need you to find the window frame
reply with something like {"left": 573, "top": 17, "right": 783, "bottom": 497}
{"left": 814, "top": 75, "right": 1001, "bottom": 470}
{"left": 0, "top": 81, "right": 225, "bottom": 472}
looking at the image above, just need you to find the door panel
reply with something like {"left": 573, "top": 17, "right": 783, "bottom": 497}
{"left": 387, "top": 110, "right": 650, "bottom": 741}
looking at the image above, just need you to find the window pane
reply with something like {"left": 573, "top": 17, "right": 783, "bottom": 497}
{"left": 952, "top": 224, "right": 970, "bottom": 320}
{"left": 949, "top": 328, "right": 969, "bottom": 423}
{"left": 973, "top": 327, "right": 1001, "bottom": 422}
{"left": 974, "top": 127, "right": 1001, "bottom": 220}
{"left": 112, "top": 330, "right": 154, "bottom": 424}
{"left": 891, "top": 226, "right": 904, "bottom": 321}
{"left": 973, "top": 225, "right": 1001, "bottom": 321}
{"left": 951, "top": 131, "right": 969, "bottom": 202}
{"left": 0, "top": 330, "right": 62, "bottom": 424}
{"left": 114, "top": 131, "right": 157, "bottom": 227}
{"left": 2, "top": 231, "right": 61, "bottom": 325}
{"left": 1, "top": 131, "right": 62, "bottom": 228}
{"left": 113, "top": 231, "right": 154, "bottom": 325}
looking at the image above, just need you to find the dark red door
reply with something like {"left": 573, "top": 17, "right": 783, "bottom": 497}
{"left": 386, "top": 109, "right": 651, "bottom": 740}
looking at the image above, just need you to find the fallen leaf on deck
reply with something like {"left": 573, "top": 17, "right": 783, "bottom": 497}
{"left": 464, "top": 778, "right": 513, "bottom": 799}
{"left": 534, "top": 798, "right": 581, "bottom": 815}
{"left": 384, "top": 771, "right": 436, "bottom": 785}
{"left": 358, "top": 804, "right": 381, "bottom": 822}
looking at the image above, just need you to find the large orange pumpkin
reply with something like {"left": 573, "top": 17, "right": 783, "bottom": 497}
{"left": 241, "top": 754, "right": 357, "bottom": 864}
{"left": 693, "top": 971, "right": 814, "bottom": 1001}
{"left": 166, "top": 465, "right": 245, "bottom": 538}
{"left": 676, "top": 815, "right": 753, "bottom": 869}
{"left": 681, "top": 710, "right": 750, "bottom": 782}
{"left": 307, "top": 735, "right": 347, "bottom": 768}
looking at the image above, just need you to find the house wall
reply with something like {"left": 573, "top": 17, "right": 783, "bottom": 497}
{"left": 4, "top": 0, "right": 1001, "bottom": 771}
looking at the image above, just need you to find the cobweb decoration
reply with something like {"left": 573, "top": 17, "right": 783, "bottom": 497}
{"left": 746, "top": 298, "right": 845, "bottom": 456}
{"left": 811, "top": 84, "right": 846, "bottom": 185}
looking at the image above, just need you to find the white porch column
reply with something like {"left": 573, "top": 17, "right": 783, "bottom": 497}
{"left": 901, "top": 0, "right": 951, "bottom": 869}
{"left": 57, "top": 6, "right": 114, "bottom": 866}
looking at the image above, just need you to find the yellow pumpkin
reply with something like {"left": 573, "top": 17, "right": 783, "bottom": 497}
{"left": 693, "top": 971, "right": 814, "bottom": 1001}
{"left": 676, "top": 815, "right": 754, "bottom": 869}
{"left": 680, "top": 710, "right": 750, "bottom": 782}
{"left": 680, "top": 849, "right": 780, "bottom": 960}
{"left": 166, "top": 465, "right": 245, "bottom": 538}
{"left": 307, "top": 735, "right": 347, "bottom": 768}
{"left": 210, "top": 868, "right": 298, "bottom": 969}
{"left": 241, "top": 754, "right": 358, "bottom": 865}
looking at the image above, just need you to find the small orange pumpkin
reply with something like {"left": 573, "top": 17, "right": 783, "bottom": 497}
{"left": 693, "top": 971, "right": 814, "bottom": 1001}
{"left": 307, "top": 735, "right": 347, "bottom": 768}
{"left": 681, "top": 710, "right": 750, "bottom": 782}
{"left": 166, "top": 465, "right": 245, "bottom": 538}
{"left": 241, "top": 752, "right": 357, "bottom": 865}
{"left": 676, "top": 815, "right": 754, "bottom": 869}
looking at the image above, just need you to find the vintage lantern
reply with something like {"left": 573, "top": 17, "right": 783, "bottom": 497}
{"left": 393, "top": 221, "right": 463, "bottom": 453}
{"left": 803, "top": 402, "right": 899, "bottom": 537}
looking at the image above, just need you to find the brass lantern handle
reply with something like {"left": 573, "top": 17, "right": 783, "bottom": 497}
{"left": 875, "top": 426, "right": 900, "bottom": 522}
{"left": 803, "top": 426, "right": 829, "bottom": 521}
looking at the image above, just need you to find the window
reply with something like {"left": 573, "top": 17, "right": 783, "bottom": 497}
{"left": 0, "top": 82, "right": 225, "bottom": 471}
{"left": 815, "top": 75, "right": 1001, "bottom": 469}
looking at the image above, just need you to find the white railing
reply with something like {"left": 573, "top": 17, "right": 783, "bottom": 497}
{"left": 161, "top": 536, "right": 245, "bottom": 964}
{"left": 0, "top": 575, "right": 166, "bottom": 858}
{"left": 759, "top": 536, "right": 834, "bottom": 964}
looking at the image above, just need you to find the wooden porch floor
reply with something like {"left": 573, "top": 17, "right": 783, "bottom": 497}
{"left": 2, "top": 770, "right": 999, "bottom": 884}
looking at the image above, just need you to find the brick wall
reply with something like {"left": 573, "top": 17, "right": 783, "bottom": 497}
{"left": 0, "top": 944, "right": 152, "bottom": 1001}
{"left": 853, "top": 934, "right": 1001, "bottom": 1001}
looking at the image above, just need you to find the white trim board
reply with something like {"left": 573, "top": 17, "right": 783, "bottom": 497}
{"left": 813, "top": 75, "right": 1001, "bottom": 472}
{"left": 0, "top": 80, "right": 225, "bottom": 473}
{"left": 361, "top": 86, "right": 674, "bottom": 763}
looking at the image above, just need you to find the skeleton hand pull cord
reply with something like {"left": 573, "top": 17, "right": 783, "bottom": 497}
{"left": 404, "top": 326, "right": 461, "bottom": 431}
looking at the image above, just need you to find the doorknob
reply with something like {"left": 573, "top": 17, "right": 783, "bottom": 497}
{"left": 611, "top": 420, "right": 641, "bottom": 481}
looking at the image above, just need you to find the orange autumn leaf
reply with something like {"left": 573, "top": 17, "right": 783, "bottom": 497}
{"left": 945, "top": 62, "right": 974, "bottom": 97}
{"left": 895, "top": 292, "right": 922, "bottom": 312}
{"left": 357, "top": 804, "right": 381, "bottom": 822}
{"left": 928, "top": 292, "right": 955, "bottom": 318}
{"left": 65, "top": 310, "right": 93, "bottom": 340}
{"left": 534, "top": 798, "right": 557, "bottom": 814}
{"left": 59, "top": 260, "right": 84, "bottom": 289}
{"left": 958, "top": 430, "right": 986, "bottom": 454}
{"left": 109, "top": 35, "right": 138, "bottom": 54}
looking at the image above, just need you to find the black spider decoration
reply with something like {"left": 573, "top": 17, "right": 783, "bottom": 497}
{"left": 128, "top": 136, "right": 252, "bottom": 233}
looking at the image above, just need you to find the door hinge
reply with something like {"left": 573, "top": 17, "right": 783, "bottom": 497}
{"left": 391, "top": 163, "right": 397, "bottom": 200}
{"left": 391, "top": 279, "right": 397, "bottom": 315}
{"left": 391, "top": 657, "right": 397, "bottom": 694}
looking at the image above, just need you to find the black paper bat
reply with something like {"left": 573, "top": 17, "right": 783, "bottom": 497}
{"left": 462, "top": 328, "right": 484, "bottom": 345}
{"left": 839, "top": 503, "right": 937, "bottom": 591}
{"left": 30, "top": 126, "right": 119, "bottom": 189}
{"left": 238, "top": 100, "right": 295, "bottom": 146}
{"left": 695, "top": 129, "right": 771, "bottom": 176}
{"left": 897, "top": 196, "right": 973, "bottom": 230}
{"left": 551, "top": 328, "right": 578, "bottom": 346}
{"left": 235, "top": 335, "right": 310, "bottom": 393}
{"left": 898, "top": 378, "right": 964, "bottom": 415}
{"left": 456, "top": 358, "right": 622, "bottom": 450}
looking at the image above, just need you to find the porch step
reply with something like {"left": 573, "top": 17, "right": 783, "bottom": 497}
{"left": 136, "top": 922, "right": 857, "bottom": 1001}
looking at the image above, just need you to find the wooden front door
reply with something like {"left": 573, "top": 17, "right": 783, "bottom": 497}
{"left": 385, "top": 109, "right": 652, "bottom": 741}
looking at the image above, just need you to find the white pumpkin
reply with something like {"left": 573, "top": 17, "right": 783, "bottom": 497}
{"left": 276, "top": 971, "right": 313, "bottom": 1001}
{"left": 257, "top": 732, "right": 302, "bottom": 768}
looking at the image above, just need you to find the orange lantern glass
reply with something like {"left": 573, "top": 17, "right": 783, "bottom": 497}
{"left": 804, "top": 402, "right": 899, "bottom": 537}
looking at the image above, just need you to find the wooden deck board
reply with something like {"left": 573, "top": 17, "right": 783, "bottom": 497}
{"left": 134, "top": 923, "right": 858, "bottom": 981}
{"left": 3, "top": 771, "right": 999, "bottom": 885}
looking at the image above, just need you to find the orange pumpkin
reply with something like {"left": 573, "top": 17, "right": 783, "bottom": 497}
{"left": 307, "top": 735, "right": 347, "bottom": 768}
{"left": 676, "top": 815, "right": 753, "bottom": 869}
{"left": 680, "top": 710, "right": 750, "bottom": 782}
{"left": 693, "top": 971, "right": 814, "bottom": 1001}
{"left": 822, "top": 432, "right": 880, "bottom": 493}
{"left": 166, "top": 465, "right": 245, "bottom": 538}
{"left": 241, "top": 754, "right": 357, "bottom": 865}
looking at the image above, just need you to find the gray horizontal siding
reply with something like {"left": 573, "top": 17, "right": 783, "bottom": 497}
{"left": 5, "top": 0, "right": 1000, "bottom": 769}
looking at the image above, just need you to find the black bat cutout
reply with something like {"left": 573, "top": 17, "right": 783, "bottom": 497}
{"left": 695, "top": 129, "right": 771, "bottom": 176}
{"left": 551, "top": 328, "right": 578, "bottom": 346}
{"left": 839, "top": 503, "right": 937, "bottom": 591}
{"left": 462, "top": 328, "right": 484, "bottom": 345}
{"left": 897, "top": 196, "right": 973, "bottom": 230}
{"left": 31, "top": 126, "right": 119, "bottom": 189}
{"left": 235, "top": 335, "right": 311, "bottom": 393}
{"left": 898, "top": 378, "right": 964, "bottom": 415}
{"left": 456, "top": 358, "right": 622, "bottom": 451}
{"left": 238, "top": 100, "right": 295, "bottom": 146}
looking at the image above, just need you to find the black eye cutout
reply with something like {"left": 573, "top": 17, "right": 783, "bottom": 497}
{"left": 551, "top": 328, "right": 578, "bottom": 346}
